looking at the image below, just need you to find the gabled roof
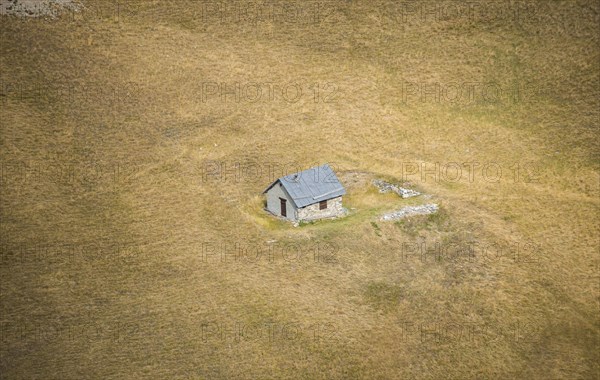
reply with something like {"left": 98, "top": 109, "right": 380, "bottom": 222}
{"left": 263, "top": 163, "right": 346, "bottom": 208}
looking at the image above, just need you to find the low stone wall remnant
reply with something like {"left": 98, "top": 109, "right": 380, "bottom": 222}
{"left": 372, "top": 179, "right": 420, "bottom": 198}
{"left": 380, "top": 204, "right": 439, "bottom": 221}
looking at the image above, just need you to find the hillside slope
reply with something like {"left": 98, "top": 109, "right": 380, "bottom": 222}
{"left": 1, "top": 1, "right": 598, "bottom": 379}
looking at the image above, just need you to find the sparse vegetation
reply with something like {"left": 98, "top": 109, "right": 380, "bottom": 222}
{"left": 370, "top": 221, "right": 382, "bottom": 237}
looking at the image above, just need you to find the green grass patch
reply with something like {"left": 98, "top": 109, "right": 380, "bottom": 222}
{"left": 363, "top": 281, "right": 404, "bottom": 312}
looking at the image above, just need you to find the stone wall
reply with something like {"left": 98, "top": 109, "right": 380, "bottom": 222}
{"left": 297, "top": 197, "right": 344, "bottom": 221}
{"left": 372, "top": 179, "right": 420, "bottom": 198}
{"left": 379, "top": 203, "right": 438, "bottom": 221}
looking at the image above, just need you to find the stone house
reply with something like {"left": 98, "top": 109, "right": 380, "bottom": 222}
{"left": 263, "top": 163, "right": 346, "bottom": 222}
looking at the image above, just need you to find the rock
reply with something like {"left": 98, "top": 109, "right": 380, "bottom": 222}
{"left": 379, "top": 204, "right": 439, "bottom": 221}
{"left": 372, "top": 179, "right": 420, "bottom": 198}
{"left": 0, "top": 0, "right": 83, "bottom": 18}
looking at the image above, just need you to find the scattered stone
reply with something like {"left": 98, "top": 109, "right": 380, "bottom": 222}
{"left": 380, "top": 204, "right": 439, "bottom": 221}
{"left": 0, "top": 0, "right": 82, "bottom": 18}
{"left": 372, "top": 179, "right": 420, "bottom": 198}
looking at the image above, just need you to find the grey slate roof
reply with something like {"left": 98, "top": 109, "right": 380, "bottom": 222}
{"left": 263, "top": 164, "right": 346, "bottom": 208}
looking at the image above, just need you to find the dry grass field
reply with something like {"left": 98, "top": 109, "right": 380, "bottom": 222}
{"left": 1, "top": 1, "right": 599, "bottom": 379}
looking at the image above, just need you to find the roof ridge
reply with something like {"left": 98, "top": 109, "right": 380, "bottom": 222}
{"left": 264, "top": 163, "right": 346, "bottom": 208}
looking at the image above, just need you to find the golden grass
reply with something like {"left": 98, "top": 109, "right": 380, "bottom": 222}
{"left": 1, "top": 1, "right": 599, "bottom": 379}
